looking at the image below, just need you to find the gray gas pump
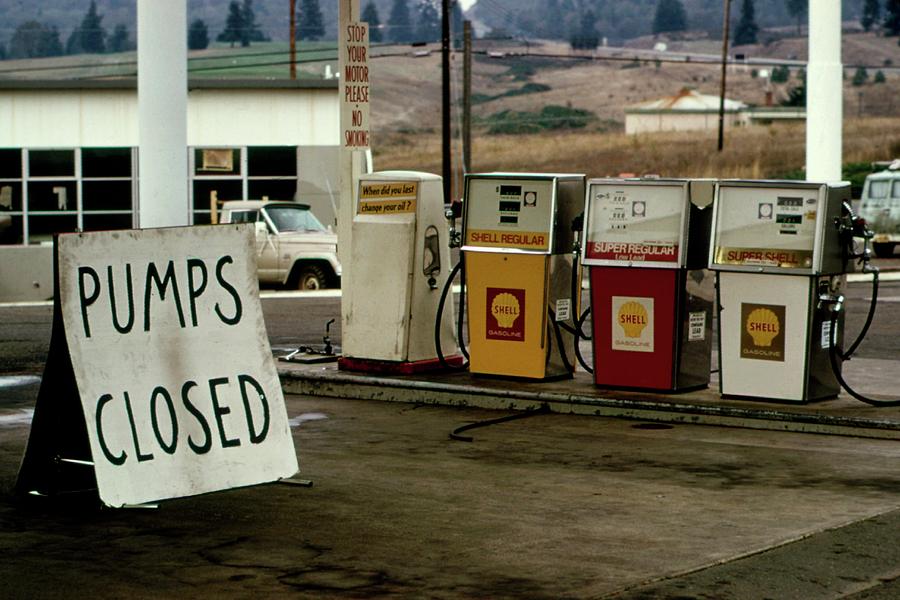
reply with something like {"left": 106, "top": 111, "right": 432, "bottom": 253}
{"left": 709, "top": 180, "right": 852, "bottom": 403}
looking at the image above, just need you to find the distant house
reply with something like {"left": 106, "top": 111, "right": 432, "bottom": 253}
{"left": 624, "top": 88, "right": 806, "bottom": 135}
{"left": 624, "top": 88, "right": 748, "bottom": 135}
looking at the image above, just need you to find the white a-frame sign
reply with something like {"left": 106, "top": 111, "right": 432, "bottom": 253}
{"left": 16, "top": 225, "right": 298, "bottom": 507}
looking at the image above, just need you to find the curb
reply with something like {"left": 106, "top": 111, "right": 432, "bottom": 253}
{"left": 279, "top": 368, "right": 900, "bottom": 441}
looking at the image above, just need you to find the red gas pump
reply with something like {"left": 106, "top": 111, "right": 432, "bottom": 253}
{"left": 581, "top": 178, "right": 714, "bottom": 392}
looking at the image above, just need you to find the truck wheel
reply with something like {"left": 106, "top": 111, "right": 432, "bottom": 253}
{"left": 873, "top": 243, "right": 895, "bottom": 258}
{"left": 294, "top": 265, "right": 328, "bottom": 290}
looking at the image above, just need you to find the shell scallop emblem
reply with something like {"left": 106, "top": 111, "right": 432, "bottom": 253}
{"left": 617, "top": 301, "right": 649, "bottom": 338}
{"left": 491, "top": 292, "right": 521, "bottom": 328}
{"left": 746, "top": 307, "right": 780, "bottom": 347}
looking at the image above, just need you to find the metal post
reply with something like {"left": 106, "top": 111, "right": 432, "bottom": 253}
{"left": 717, "top": 0, "right": 732, "bottom": 153}
{"left": 290, "top": 0, "right": 297, "bottom": 80}
{"left": 806, "top": 2, "right": 843, "bottom": 181}
{"left": 137, "top": 0, "right": 189, "bottom": 228}
{"left": 463, "top": 20, "right": 472, "bottom": 175}
{"left": 442, "top": 0, "right": 452, "bottom": 203}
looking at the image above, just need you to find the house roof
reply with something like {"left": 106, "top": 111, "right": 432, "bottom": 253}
{"left": 626, "top": 88, "right": 746, "bottom": 113}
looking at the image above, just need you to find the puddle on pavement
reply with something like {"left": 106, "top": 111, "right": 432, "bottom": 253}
{"left": 0, "top": 375, "right": 41, "bottom": 389}
{"left": 0, "top": 408, "right": 34, "bottom": 426}
{"left": 289, "top": 413, "right": 329, "bottom": 427}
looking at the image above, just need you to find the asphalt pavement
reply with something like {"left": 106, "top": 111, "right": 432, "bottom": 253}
{"left": 1, "top": 274, "right": 899, "bottom": 598}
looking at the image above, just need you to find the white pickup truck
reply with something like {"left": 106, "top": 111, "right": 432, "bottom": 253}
{"left": 219, "top": 200, "right": 341, "bottom": 290}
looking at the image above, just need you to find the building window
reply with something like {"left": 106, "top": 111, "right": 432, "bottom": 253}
{"left": 0, "top": 147, "right": 136, "bottom": 245}
{"left": 190, "top": 146, "right": 298, "bottom": 224}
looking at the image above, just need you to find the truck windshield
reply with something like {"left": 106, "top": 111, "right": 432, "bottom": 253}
{"left": 265, "top": 205, "right": 327, "bottom": 233}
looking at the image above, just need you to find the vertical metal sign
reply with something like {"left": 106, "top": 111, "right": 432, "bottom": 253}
{"left": 341, "top": 20, "right": 370, "bottom": 150}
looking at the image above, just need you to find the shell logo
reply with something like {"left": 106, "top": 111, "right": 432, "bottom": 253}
{"left": 617, "top": 301, "right": 649, "bottom": 338}
{"left": 746, "top": 307, "right": 780, "bottom": 347}
{"left": 491, "top": 292, "right": 521, "bottom": 328}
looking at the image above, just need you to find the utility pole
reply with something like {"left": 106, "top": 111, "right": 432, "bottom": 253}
{"left": 717, "top": 0, "right": 732, "bottom": 152}
{"left": 290, "top": 0, "right": 296, "bottom": 80}
{"left": 442, "top": 0, "right": 452, "bottom": 203}
{"left": 463, "top": 20, "right": 472, "bottom": 175}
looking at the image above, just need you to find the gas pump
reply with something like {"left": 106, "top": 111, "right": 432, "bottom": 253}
{"left": 340, "top": 171, "right": 462, "bottom": 373}
{"left": 709, "top": 180, "right": 851, "bottom": 403}
{"left": 462, "top": 173, "right": 585, "bottom": 379}
{"left": 581, "top": 178, "right": 714, "bottom": 391}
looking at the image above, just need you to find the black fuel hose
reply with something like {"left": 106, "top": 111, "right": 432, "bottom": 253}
{"left": 435, "top": 260, "right": 468, "bottom": 371}
{"left": 824, "top": 268, "right": 900, "bottom": 407}
{"left": 839, "top": 269, "right": 878, "bottom": 361}
{"left": 449, "top": 404, "right": 551, "bottom": 442}
{"left": 548, "top": 309, "right": 574, "bottom": 375}
{"left": 828, "top": 307, "right": 900, "bottom": 407}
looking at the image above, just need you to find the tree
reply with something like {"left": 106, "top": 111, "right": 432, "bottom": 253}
{"left": 852, "top": 66, "right": 869, "bottom": 85}
{"left": 417, "top": 1, "right": 441, "bottom": 42}
{"left": 362, "top": 2, "right": 383, "bottom": 43}
{"left": 9, "top": 21, "right": 63, "bottom": 59}
{"left": 241, "top": 0, "right": 268, "bottom": 46}
{"left": 188, "top": 19, "right": 210, "bottom": 50}
{"left": 218, "top": 1, "right": 245, "bottom": 47}
{"left": 0, "top": 42, "right": 5, "bottom": 60}
{"left": 733, "top": 0, "right": 759, "bottom": 45}
{"left": 389, "top": 0, "right": 414, "bottom": 43}
{"left": 570, "top": 9, "right": 599, "bottom": 50}
{"left": 653, "top": 0, "right": 688, "bottom": 35}
{"left": 770, "top": 65, "right": 790, "bottom": 82}
{"left": 885, "top": 0, "right": 900, "bottom": 35}
{"left": 107, "top": 24, "right": 132, "bottom": 53}
{"left": 67, "top": 0, "right": 107, "bottom": 55}
{"left": 874, "top": 69, "right": 886, "bottom": 83}
{"left": 298, "top": 0, "right": 326, "bottom": 41}
{"left": 862, "top": 0, "right": 881, "bottom": 31}
{"left": 785, "top": 0, "right": 807, "bottom": 35}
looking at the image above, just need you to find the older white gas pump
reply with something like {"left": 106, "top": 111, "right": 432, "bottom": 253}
{"left": 581, "top": 178, "right": 714, "bottom": 391}
{"left": 339, "top": 171, "right": 462, "bottom": 373}
{"left": 709, "top": 180, "right": 852, "bottom": 402}
{"left": 462, "top": 173, "right": 585, "bottom": 379}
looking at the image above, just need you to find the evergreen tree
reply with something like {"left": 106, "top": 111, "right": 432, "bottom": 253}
{"left": 570, "top": 9, "right": 599, "bottom": 50}
{"left": 785, "top": 0, "right": 807, "bottom": 35}
{"left": 862, "top": 0, "right": 881, "bottom": 31}
{"left": 10, "top": 21, "right": 63, "bottom": 58}
{"left": 362, "top": 2, "right": 383, "bottom": 43}
{"left": 67, "top": 0, "right": 107, "bottom": 55}
{"left": 417, "top": 1, "right": 441, "bottom": 42}
{"left": 241, "top": 0, "right": 268, "bottom": 45}
{"left": 874, "top": 69, "right": 886, "bottom": 83}
{"left": 389, "top": 0, "right": 414, "bottom": 43}
{"left": 298, "top": 0, "right": 326, "bottom": 41}
{"left": 0, "top": 42, "right": 5, "bottom": 60}
{"left": 82, "top": 1, "right": 106, "bottom": 53}
{"left": 653, "top": 0, "right": 688, "bottom": 35}
{"left": 885, "top": 0, "right": 900, "bottom": 34}
{"left": 188, "top": 19, "right": 210, "bottom": 50}
{"left": 733, "top": 0, "right": 759, "bottom": 45}
{"left": 852, "top": 66, "right": 869, "bottom": 85}
{"left": 218, "top": 1, "right": 245, "bottom": 47}
{"left": 107, "top": 24, "right": 132, "bottom": 53}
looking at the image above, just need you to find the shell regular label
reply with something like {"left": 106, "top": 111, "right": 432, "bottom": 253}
{"left": 740, "top": 303, "right": 785, "bottom": 362}
{"left": 486, "top": 287, "right": 525, "bottom": 342}
{"left": 357, "top": 181, "right": 417, "bottom": 215}
{"left": 611, "top": 296, "right": 654, "bottom": 353}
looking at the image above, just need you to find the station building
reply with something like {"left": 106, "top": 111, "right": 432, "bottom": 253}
{"left": 0, "top": 78, "right": 340, "bottom": 247}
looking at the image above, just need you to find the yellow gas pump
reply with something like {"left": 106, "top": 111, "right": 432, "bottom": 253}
{"left": 709, "top": 180, "right": 852, "bottom": 402}
{"left": 462, "top": 173, "right": 585, "bottom": 379}
{"left": 340, "top": 171, "right": 461, "bottom": 373}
